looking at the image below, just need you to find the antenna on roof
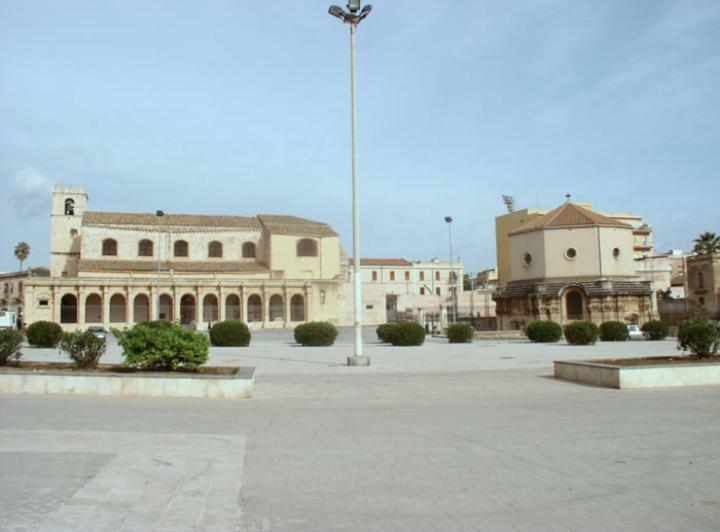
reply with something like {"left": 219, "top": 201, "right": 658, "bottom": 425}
{"left": 565, "top": 193, "right": 571, "bottom": 203}
{"left": 502, "top": 195, "right": 515, "bottom": 213}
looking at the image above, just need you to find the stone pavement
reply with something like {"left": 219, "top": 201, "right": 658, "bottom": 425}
{"left": 3, "top": 329, "right": 720, "bottom": 531}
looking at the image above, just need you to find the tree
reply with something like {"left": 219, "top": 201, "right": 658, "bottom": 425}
{"left": 693, "top": 232, "right": 720, "bottom": 255}
{"left": 14, "top": 242, "right": 30, "bottom": 272}
{"left": 463, "top": 274, "right": 473, "bottom": 291}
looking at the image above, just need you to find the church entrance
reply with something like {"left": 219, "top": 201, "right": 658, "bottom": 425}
{"left": 564, "top": 289, "right": 586, "bottom": 322}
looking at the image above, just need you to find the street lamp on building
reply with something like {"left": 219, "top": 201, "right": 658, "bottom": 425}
{"left": 156, "top": 210, "right": 164, "bottom": 320}
{"left": 328, "top": 1, "right": 373, "bottom": 367}
{"left": 444, "top": 216, "right": 458, "bottom": 323}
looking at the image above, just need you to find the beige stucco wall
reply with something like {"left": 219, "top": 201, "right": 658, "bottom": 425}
{"left": 508, "top": 231, "right": 547, "bottom": 281}
{"left": 268, "top": 234, "right": 340, "bottom": 280}
{"left": 495, "top": 209, "right": 543, "bottom": 286}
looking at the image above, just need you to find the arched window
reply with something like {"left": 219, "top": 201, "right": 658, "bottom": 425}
{"left": 242, "top": 242, "right": 256, "bottom": 258}
{"left": 109, "top": 293, "right": 126, "bottom": 323}
{"left": 138, "top": 239, "right": 153, "bottom": 257}
{"left": 85, "top": 293, "right": 102, "bottom": 323}
{"left": 64, "top": 198, "right": 75, "bottom": 215}
{"left": 247, "top": 294, "right": 262, "bottom": 322}
{"left": 174, "top": 240, "right": 188, "bottom": 257}
{"left": 297, "top": 238, "right": 318, "bottom": 257}
{"left": 102, "top": 239, "right": 118, "bottom": 256}
{"left": 208, "top": 241, "right": 223, "bottom": 258}
{"left": 565, "top": 290, "right": 584, "bottom": 321}
{"left": 203, "top": 294, "right": 219, "bottom": 322}
{"left": 290, "top": 294, "right": 305, "bottom": 322}
{"left": 60, "top": 294, "right": 78, "bottom": 323}
{"left": 133, "top": 294, "right": 150, "bottom": 323}
{"left": 269, "top": 294, "right": 284, "bottom": 321}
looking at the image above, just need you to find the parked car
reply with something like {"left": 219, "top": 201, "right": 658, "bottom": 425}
{"left": 87, "top": 326, "right": 107, "bottom": 339}
{"left": 628, "top": 324, "right": 645, "bottom": 341}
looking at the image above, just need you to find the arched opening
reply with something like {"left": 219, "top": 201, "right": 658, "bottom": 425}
{"left": 208, "top": 241, "right": 223, "bottom": 258}
{"left": 180, "top": 294, "right": 195, "bottom": 324}
{"left": 565, "top": 290, "right": 585, "bottom": 321}
{"left": 60, "top": 294, "right": 78, "bottom": 323}
{"left": 159, "top": 294, "right": 173, "bottom": 321}
{"left": 102, "top": 239, "right": 118, "bottom": 256}
{"left": 109, "top": 293, "right": 126, "bottom": 323}
{"left": 203, "top": 294, "right": 219, "bottom": 323}
{"left": 85, "top": 293, "right": 102, "bottom": 323}
{"left": 296, "top": 238, "right": 318, "bottom": 257}
{"left": 225, "top": 294, "right": 241, "bottom": 321}
{"left": 174, "top": 240, "right": 189, "bottom": 257}
{"left": 242, "top": 242, "right": 256, "bottom": 258}
{"left": 247, "top": 294, "right": 262, "bottom": 322}
{"left": 290, "top": 294, "right": 305, "bottom": 322}
{"left": 64, "top": 198, "right": 75, "bottom": 215}
{"left": 138, "top": 239, "right": 154, "bottom": 257}
{"left": 269, "top": 294, "right": 284, "bottom": 321}
{"left": 133, "top": 294, "right": 150, "bottom": 322}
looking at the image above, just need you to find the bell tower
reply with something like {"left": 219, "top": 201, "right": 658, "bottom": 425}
{"left": 50, "top": 186, "right": 88, "bottom": 277}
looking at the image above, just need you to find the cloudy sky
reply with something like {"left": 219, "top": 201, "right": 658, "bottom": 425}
{"left": 1, "top": 0, "right": 719, "bottom": 273}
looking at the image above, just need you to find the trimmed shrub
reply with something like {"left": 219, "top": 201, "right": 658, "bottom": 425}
{"left": 388, "top": 322, "right": 426, "bottom": 346}
{"left": 294, "top": 321, "right": 338, "bottom": 347}
{"left": 376, "top": 323, "right": 395, "bottom": 343}
{"left": 599, "top": 321, "right": 629, "bottom": 342}
{"left": 677, "top": 319, "right": 719, "bottom": 358}
{"left": 564, "top": 321, "right": 599, "bottom": 345}
{"left": 0, "top": 330, "right": 24, "bottom": 365}
{"left": 526, "top": 321, "right": 563, "bottom": 343}
{"left": 210, "top": 321, "right": 251, "bottom": 347}
{"left": 447, "top": 323, "right": 474, "bottom": 343}
{"left": 641, "top": 320, "right": 669, "bottom": 341}
{"left": 59, "top": 331, "right": 106, "bottom": 369}
{"left": 26, "top": 321, "right": 63, "bottom": 348}
{"left": 115, "top": 321, "right": 209, "bottom": 370}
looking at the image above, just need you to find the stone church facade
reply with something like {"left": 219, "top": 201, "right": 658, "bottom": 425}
{"left": 493, "top": 202, "right": 653, "bottom": 330}
{"left": 24, "top": 186, "right": 349, "bottom": 330}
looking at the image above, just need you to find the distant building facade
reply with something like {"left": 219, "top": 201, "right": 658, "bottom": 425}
{"left": 493, "top": 202, "right": 653, "bottom": 330}
{"left": 0, "top": 268, "right": 50, "bottom": 326}
{"left": 685, "top": 252, "right": 720, "bottom": 321}
{"left": 25, "top": 186, "right": 347, "bottom": 330}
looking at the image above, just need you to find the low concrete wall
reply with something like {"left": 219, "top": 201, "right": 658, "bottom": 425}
{"left": 475, "top": 330, "right": 527, "bottom": 340}
{"left": 0, "top": 367, "right": 255, "bottom": 399}
{"left": 555, "top": 360, "right": 720, "bottom": 389}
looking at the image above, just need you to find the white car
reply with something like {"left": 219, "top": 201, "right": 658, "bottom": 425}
{"left": 87, "top": 326, "right": 107, "bottom": 339}
{"left": 627, "top": 324, "right": 645, "bottom": 340}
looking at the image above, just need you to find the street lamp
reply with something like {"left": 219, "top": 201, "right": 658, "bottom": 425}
{"left": 444, "top": 216, "right": 457, "bottom": 323}
{"left": 156, "top": 210, "right": 164, "bottom": 320}
{"left": 328, "top": 1, "right": 373, "bottom": 367}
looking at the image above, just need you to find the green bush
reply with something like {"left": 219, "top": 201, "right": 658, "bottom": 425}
{"left": 59, "top": 331, "right": 106, "bottom": 369}
{"left": 599, "top": 321, "right": 629, "bottom": 342}
{"left": 376, "top": 323, "right": 395, "bottom": 343}
{"left": 447, "top": 323, "right": 474, "bottom": 343}
{"left": 115, "top": 321, "right": 209, "bottom": 370}
{"left": 641, "top": 320, "right": 669, "bottom": 341}
{"left": 677, "top": 319, "right": 719, "bottom": 358}
{"left": 526, "top": 321, "right": 563, "bottom": 343}
{"left": 0, "top": 330, "right": 24, "bottom": 365}
{"left": 209, "top": 321, "right": 251, "bottom": 347}
{"left": 294, "top": 321, "right": 338, "bottom": 346}
{"left": 388, "top": 322, "right": 426, "bottom": 346}
{"left": 26, "top": 321, "right": 63, "bottom": 348}
{"left": 563, "top": 321, "right": 599, "bottom": 345}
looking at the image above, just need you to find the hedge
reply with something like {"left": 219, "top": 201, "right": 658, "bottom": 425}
{"left": 526, "top": 321, "right": 562, "bottom": 343}
{"left": 641, "top": 320, "right": 669, "bottom": 341}
{"left": 59, "top": 330, "right": 106, "bottom": 369}
{"left": 209, "top": 321, "right": 251, "bottom": 347}
{"left": 387, "top": 322, "right": 426, "bottom": 346}
{"left": 563, "top": 321, "right": 599, "bottom": 345}
{"left": 599, "top": 321, "right": 629, "bottom": 342}
{"left": 376, "top": 323, "right": 395, "bottom": 343}
{"left": 294, "top": 321, "right": 338, "bottom": 346}
{"left": 447, "top": 323, "right": 474, "bottom": 343}
{"left": 26, "top": 321, "right": 63, "bottom": 348}
{"left": 677, "top": 319, "right": 719, "bottom": 357}
{"left": 114, "top": 320, "right": 209, "bottom": 370}
{"left": 0, "top": 330, "right": 24, "bottom": 365}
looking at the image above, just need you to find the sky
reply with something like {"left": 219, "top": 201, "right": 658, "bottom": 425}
{"left": 1, "top": 0, "right": 719, "bottom": 274}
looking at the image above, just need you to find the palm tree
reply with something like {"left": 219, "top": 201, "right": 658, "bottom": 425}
{"left": 14, "top": 242, "right": 30, "bottom": 272}
{"left": 693, "top": 232, "right": 720, "bottom": 255}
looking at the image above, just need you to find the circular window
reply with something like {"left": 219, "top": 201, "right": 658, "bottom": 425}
{"left": 523, "top": 252, "right": 532, "bottom": 267}
{"left": 565, "top": 247, "right": 577, "bottom": 260}
{"left": 613, "top": 247, "right": 620, "bottom": 258}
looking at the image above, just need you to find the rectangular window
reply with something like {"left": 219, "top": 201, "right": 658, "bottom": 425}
{"left": 420, "top": 287, "right": 425, "bottom": 295}
{"left": 404, "top": 271, "right": 410, "bottom": 281}
{"left": 699, "top": 296, "right": 705, "bottom": 306}
{"left": 436, "top": 287, "right": 441, "bottom": 296}
{"left": 419, "top": 271, "right": 425, "bottom": 281}
{"left": 39, "top": 299, "right": 49, "bottom": 306}
{"left": 435, "top": 271, "right": 440, "bottom": 281}
{"left": 390, "top": 271, "right": 395, "bottom": 281}
{"left": 372, "top": 271, "right": 377, "bottom": 281}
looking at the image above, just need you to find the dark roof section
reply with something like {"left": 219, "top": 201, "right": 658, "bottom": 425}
{"left": 78, "top": 260, "right": 269, "bottom": 274}
{"left": 349, "top": 258, "right": 413, "bottom": 267}
{"left": 83, "top": 211, "right": 261, "bottom": 229}
{"left": 509, "top": 203, "right": 631, "bottom": 236}
{"left": 257, "top": 215, "right": 338, "bottom": 237}
{"left": 494, "top": 278, "right": 652, "bottom": 299}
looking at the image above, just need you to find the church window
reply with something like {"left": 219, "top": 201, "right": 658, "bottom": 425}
{"left": 297, "top": 239, "right": 318, "bottom": 257}
{"left": 208, "top": 241, "right": 223, "bottom": 258}
{"left": 102, "top": 239, "right": 118, "bottom": 256}
{"left": 174, "top": 240, "right": 189, "bottom": 257}
{"left": 565, "top": 247, "right": 577, "bottom": 260}
{"left": 138, "top": 239, "right": 153, "bottom": 257}
{"left": 242, "top": 242, "right": 256, "bottom": 258}
{"left": 64, "top": 198, "right": 75, "bottom": 215}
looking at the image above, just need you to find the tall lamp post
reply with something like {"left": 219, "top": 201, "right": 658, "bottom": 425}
{"left": 444, "top": 216, "right": 457, "bottom": 323}
{"left": 329, "top": 1, "right": 373, "bottom": 367}
{"left": 156, "top": 210, "right": 164, "bottom": 320}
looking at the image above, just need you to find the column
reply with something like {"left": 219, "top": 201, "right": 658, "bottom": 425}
{"left": 283, "top": 285, "right": 290, "bottom": 327}
{"left": 261, "top": 285, "right": 268, "bottom": 328}
{"left": 125, "top": 286, "right": 133, "bottom": 325}
{"left": 303, "top": 285, "right": 311, "bottom": 323}
{"left": 218, "top": 286, "right": 226, "bottom": 322}
{"left": 51, "top": 285, "right": 59, "bottom": 323}
{"left": 240, "top": 285, "right": 247, "bottom": 323}
{"left": 194, "top": 285, "right": 200, "bottom": 325}
{"left": 77, "top": 287, "right": 85, "bottom": 327}
{"left": 150, "top": 286, "right": 158, "bottom": 321}
{"left": 102, "top": 286, "right": 110, "bottom": 329}
{"left": 173, "top": 287, "right": 181, "bottom": 324}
